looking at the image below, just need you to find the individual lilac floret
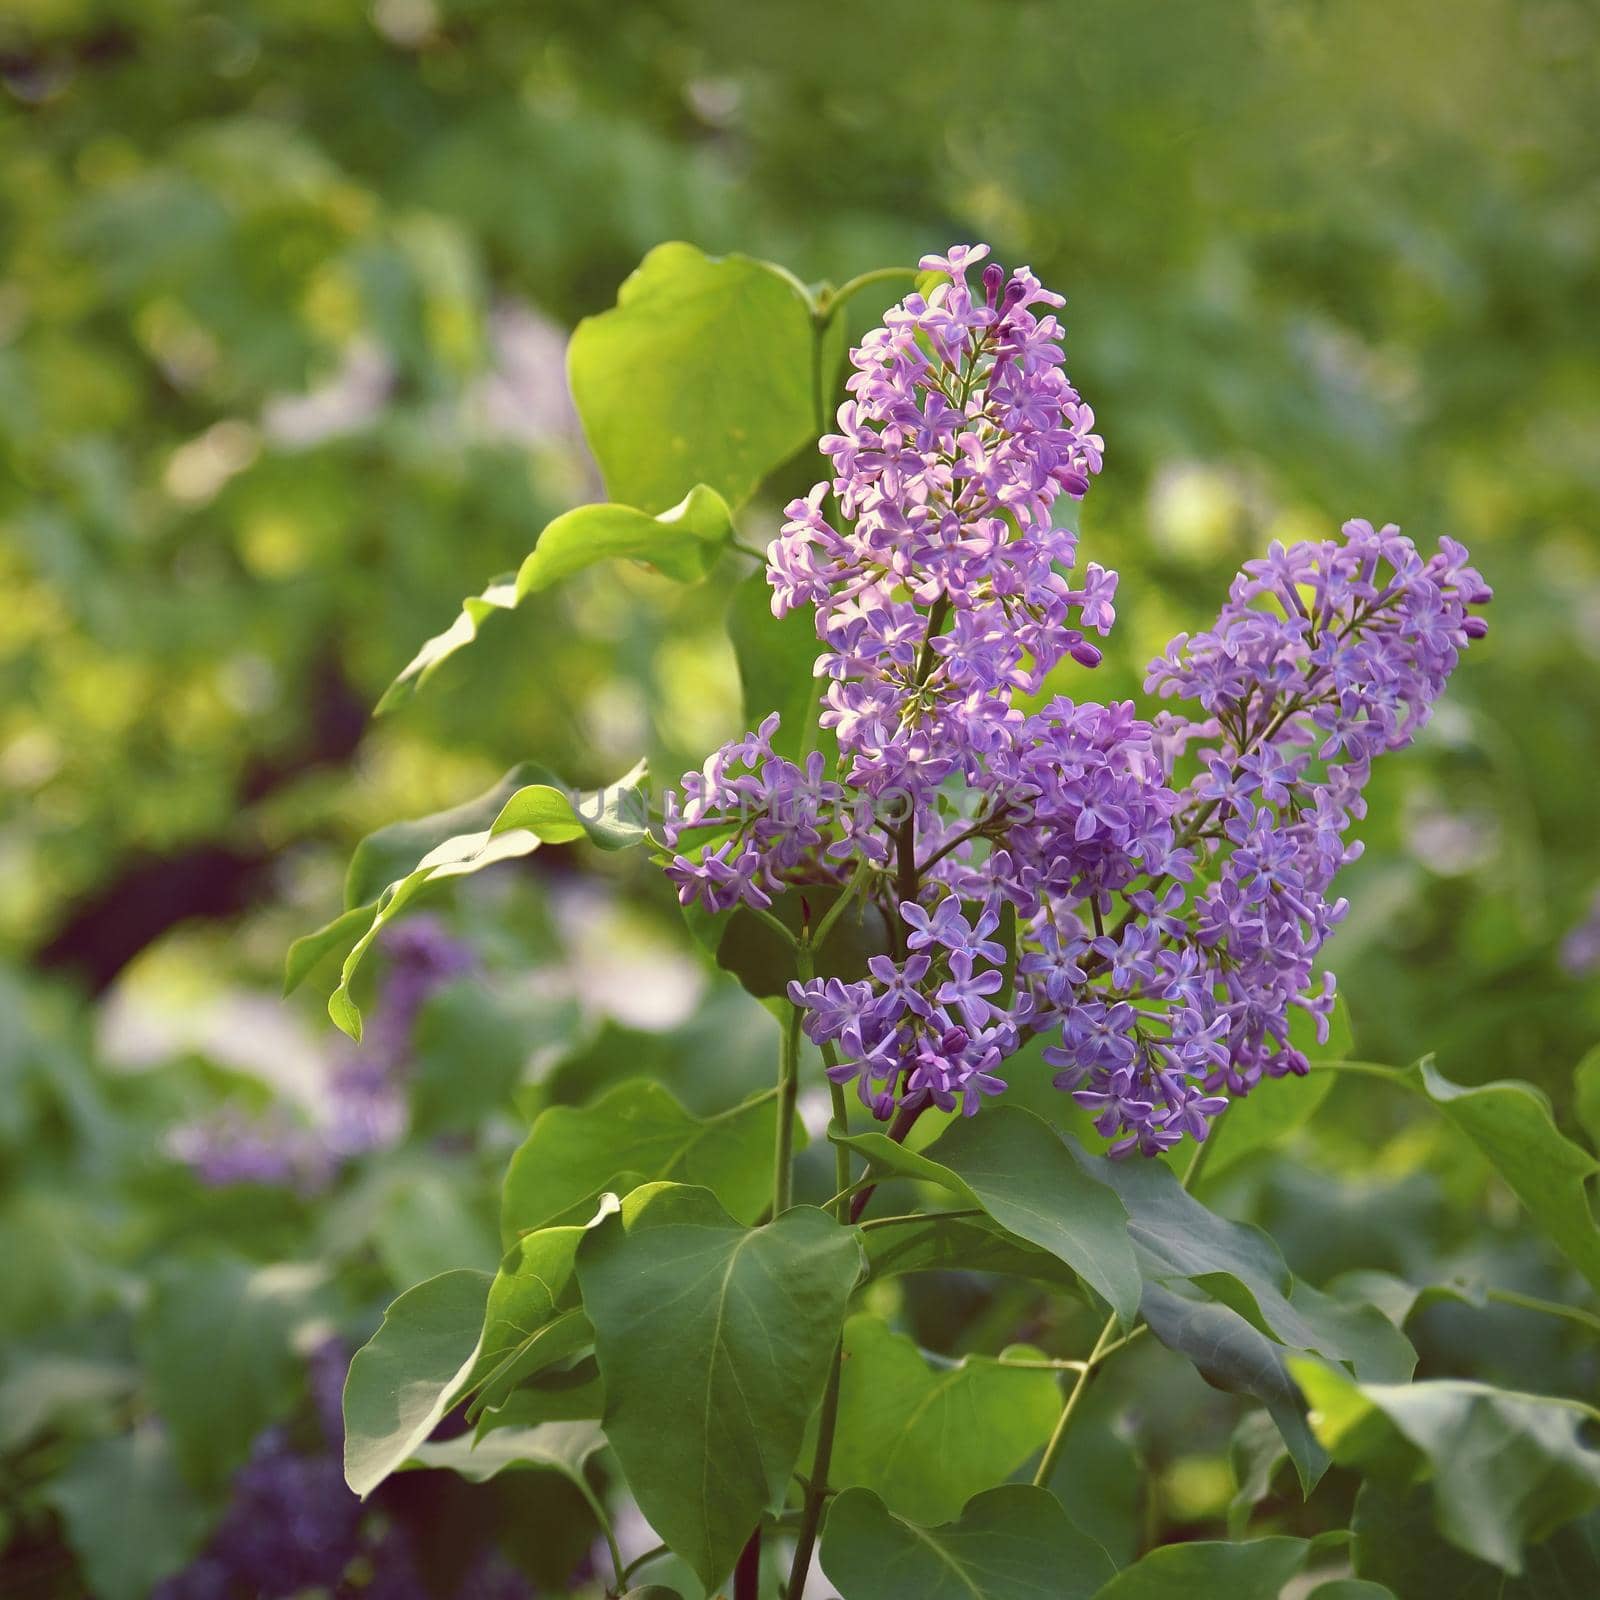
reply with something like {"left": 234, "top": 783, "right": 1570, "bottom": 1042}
{"left": 661, "top": 245, "right": 1491, "bottom": 1158}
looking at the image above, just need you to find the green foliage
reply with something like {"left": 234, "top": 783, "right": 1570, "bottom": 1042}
{"left": 1352, "top": 1487, "right": 1600, "bottom": 1598}
{"left": 567, "top": 243, "right": 821, "bottom": 513}
{"left": 406, "top": 1420, "right": 605, "bottom": 1487}
{"left": 819, "top": 1484, "right": 1116, "bottom": 1600}
{"left": 290, "top": 760, "right": 649, "bottom": 1037}
{"left": 341, "top": 1268, "right": 491, "bottom": 1499}
{"left": 839, "top": 1107, "right": 1142, "bottom": 1327}
{"left": 827, "top": 1314, "right": 1061, "bottom": 1523}
{"left": 576, "top": 1184, "right": 862, "bottom": 1588}
{"left": 500, "top": 1079, "right": 784, "bottom": 1243}
{"left": 378, "top": 485, "right": 734, "bottom": 710}
{"left": 1088, "top": 1537, "right": 1311, "bottom": 1599}
{"left": 41, "top": 1427, "right": 211, "bottom": 1600}
{"left": 1410, "top": 1059, "right": 1600, "bottom": 1293}
{"left": 1294, "top": 1360, "right": 1600, "bottom": 1573}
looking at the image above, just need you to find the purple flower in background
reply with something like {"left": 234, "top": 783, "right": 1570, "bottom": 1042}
{"left": 661, "top": 247, "right": 1491, "bottom": 1154}
{"left": 172, "top": 918, "right": 472, "bottom": 1191}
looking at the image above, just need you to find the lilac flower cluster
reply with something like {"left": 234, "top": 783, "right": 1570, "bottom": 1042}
{"left": 172, "top": 919, "right": 471, "bottom": 1190}
{"left": 155, "top": 1340, "right": 540, "bottom": 1600}
{"left": 662, "top": 246, "right": 1491, "bottom": 1155}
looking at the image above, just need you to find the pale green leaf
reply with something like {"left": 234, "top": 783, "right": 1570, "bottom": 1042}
{"left": 342, "top": 1267, "right": 490, "bottom": 1498}
{"left": 1087, "top": 1536, "right": 1309, "bottom": 1599}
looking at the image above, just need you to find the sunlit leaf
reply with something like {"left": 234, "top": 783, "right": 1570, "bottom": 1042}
{"left": 405, "top": 1419, "right": 605, "bottom": 1487}
{"left": 568, "top": 242, "right": 819, "bottom": 512}
{"left": 378, "top": 486, "right": 733, "bottom": 710}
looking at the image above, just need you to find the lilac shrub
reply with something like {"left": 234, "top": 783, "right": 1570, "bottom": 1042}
{"left": 663, "top": 244, "right": 1492, "bottom": 1156}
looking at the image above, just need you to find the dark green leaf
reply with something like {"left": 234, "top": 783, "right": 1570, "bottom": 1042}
{"left": 1087, "top": 1536, "right": 1309, "bottom": 1599}
{"left": 1085, "top": 1152, "right": 1414, "bottom": 1490}
{"left": 342, "top": 1267, "right": 491, "bottom": 1498}
{"left": 568, "top": 242, "right": 818, "bottom": 512}
{"left": 378, "top": 486, "right": 733, "bottom": 709}
{"left": 1575, "top": 1045, "right": 1600, "bottom": 1155}
{"left": 1293, "top": 1360, "right": 1600, "bottom": 1572}
{"left": 706, "top": 882, "right": 891, "bottom": 999}
{"left": 42, "top": 1427, "right": 212, "bottom": 1600}
{"left": 840, "top": 1106, "right": 1142, "bottom": 1327}
{"left": 1353, "top": 1484, "right": 1600, "bottom": 1599}
{"left": 820, "top": 1484, "right": 1116, "bottom": 1600}
{"left": 576, "top": 1183, "right": 862, "bottom": 1589}
{"left": 861, "top": 1212, "right": 1086, "bottom": 1291}
{"left": 1306, "top": 1582, "right": 1398, "bottom": 1600}
{"left": 500, "top": 1080, "right": 784, "bottom": 1244}
{"left": 828, "top": 1313, "right": 1061, "bottom": 1523}
{"left": 1411, "top": 1060, "right": 1600, "bottom": 1294}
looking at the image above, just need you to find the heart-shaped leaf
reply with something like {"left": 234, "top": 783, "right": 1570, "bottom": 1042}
{"left": 568, "top": 243, "right": 819, "bottom": 512}
{"left": 500, "top": 1080, "right": 786, "bottom": 1245}
{"left": 828, "top": 1314, "right": 1061, "bottom": 1523}
{"left": 576, "top": 1183, "right": 862, "bottom": 1590}
{"left": 820, "top": 1484, "right": 1116, "bottom": 1600}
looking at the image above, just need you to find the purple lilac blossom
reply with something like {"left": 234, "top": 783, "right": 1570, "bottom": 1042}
{"left": 1562, "top": 885, "right": 1600, "bottom": 977}
{"left": 172, "top": 918, "right": 472, "bottom": 1189}
{"left": 662, "top": 245, "right": 1491, "bottom": 1155}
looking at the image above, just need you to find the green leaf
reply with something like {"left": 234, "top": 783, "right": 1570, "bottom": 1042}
{"left": 700, "top": 880, "right": 891, "bottom": 1000}
{"left": 839, "top": 1106, "right": 1142, "bottom": 1328}
{"left": 470, "top": 1216, "right": 601, "bottom": 1416}
{"left": 827, "top": 1314, "right": 1062, "bottom": 1524}
{"left": 568, "top": 242, "right": 819, "bottom": 512}
{"left": 576, "top": 1183, "right": 862, "bottom": 1589}
{"left": 138, "top": 1258, "right": 321, "bottom": 1489}
{"left": 1412, "top": 1059, "right": 1600, "bottom": 1294}
{"left": 1305, "top": 1582, "right": 1398, "bottom": 1600}
{"left": 500, "top": 1080, "right": 785, "bottom": 1244}
{"left": 1575, "top": 1045, "right": 1600, "bottom": 1155}
{"left": 289, "top": 760, "right": 648, "bottom": 1037}
{"left": 378, "top": 486, "right": 733, "bottom": 710}
{"left": 1292, "top": 1360, "right": 1600, "bottom": 1573}
{"left": 820, "top": 1484, "right": 1116, "bottom": 1600}
{"left": 42, "top": 1426, "right": 212, "bottom": 1600}
{"left": 406, "top": 1419, "right": 605, "bottom": 1486}
{"left": 342, "top": 1267, "right": 491, "bottom": 1498}
{"left": 474, "top": 1362, "right": 604, "bottom": 1430}
{"left": 1353, "top": 1484, "right": 1600, "bottom": 1599}
{"left": 1087, "top": 1536, "right": 1309, "bottom": 1599}
{"left": 1084, "top": 1151, "right": 1414, "bottom": 1491}
{"left": 726, "top": 567, "right": 834, "bottom": 765}
{"left": 861, "top": 1212, "right": 1086, "bottom": 1291}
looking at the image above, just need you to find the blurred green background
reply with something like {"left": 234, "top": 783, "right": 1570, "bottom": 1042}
{"left": 2, "top": 1, "right": 1597, "bottom": 1595}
